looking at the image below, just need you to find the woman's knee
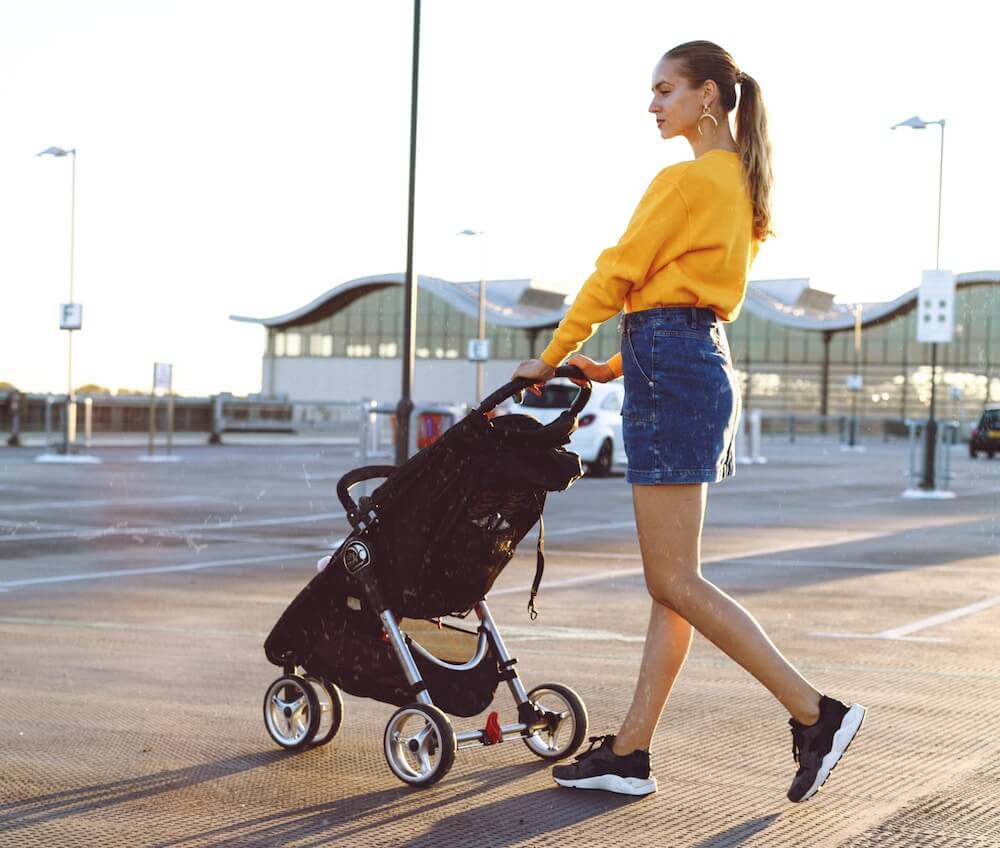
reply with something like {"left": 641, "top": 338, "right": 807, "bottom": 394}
{"left": 645, "top": 570, "right": 705, "bottom": 612}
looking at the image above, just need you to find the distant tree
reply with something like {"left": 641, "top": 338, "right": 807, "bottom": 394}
{"left": 0, "top": 381, "right": 16, "bottom": 391}
{"left": 75, "top": 384, "right": 111, "bottom": 395}
{"left": 115, "top": 388, "right": 148, "bottom": 396}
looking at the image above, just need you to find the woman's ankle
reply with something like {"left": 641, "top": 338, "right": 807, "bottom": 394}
{"left": 611, "top": 734, "right": 647, "bottom": 757}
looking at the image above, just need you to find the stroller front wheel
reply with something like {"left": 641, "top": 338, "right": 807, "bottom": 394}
{"left": 383, "top": 703, "right": 456, "bottom": 787}
{"left": 263, "top": 675, "right": 321, "bottom": 750}
{"left": 522, "top": 683, "right": 588, "bottom": 760}
{"left": 306, "top": 677, "right": 345, "bottom": 747}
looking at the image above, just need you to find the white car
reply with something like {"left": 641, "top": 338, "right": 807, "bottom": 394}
{"left": 508, "top": 378, "right": 627, "bottom": 476}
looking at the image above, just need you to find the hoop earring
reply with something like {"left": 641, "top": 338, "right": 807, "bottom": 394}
{"left": 697, "top": 103, "right": 719, "bottom": 138}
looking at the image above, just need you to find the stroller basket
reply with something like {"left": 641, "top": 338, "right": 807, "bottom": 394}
{"left": 262, "top": 366, "right": 595, "bottom": 786}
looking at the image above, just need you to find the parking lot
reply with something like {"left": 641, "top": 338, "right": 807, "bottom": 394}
{"left": 2, "top": 436, "right": 999, "bottom": 847}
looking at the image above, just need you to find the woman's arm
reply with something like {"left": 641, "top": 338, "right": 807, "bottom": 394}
{"left": 539, "top": 172, "right": 691, "bottom": 369}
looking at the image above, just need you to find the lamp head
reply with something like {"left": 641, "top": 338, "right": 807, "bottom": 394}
{"left": 37, "top": 146, "right": 74, "bottom": 157}
{"left": 891, "top": 116, "right": 927, "bottom": 130}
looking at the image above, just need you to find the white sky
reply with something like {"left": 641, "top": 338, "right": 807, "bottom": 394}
{"left": 1, "top": 0, "right": 996, "bottom": 396}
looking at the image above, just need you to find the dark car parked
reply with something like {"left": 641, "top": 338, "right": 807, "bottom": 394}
{"left": 969, "top": 408, "right": 1000, "bottom": 458}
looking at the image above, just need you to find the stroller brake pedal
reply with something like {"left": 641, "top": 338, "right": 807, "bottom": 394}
{"left": 483, "top": 711, "right": 504, "bottom": 745}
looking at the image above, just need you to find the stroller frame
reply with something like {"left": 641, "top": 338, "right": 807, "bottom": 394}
{"left": 384, "top": 598, "right": 545, "bottom": 749}
{"left": 263, "top": 366, "right": 592, "bottom": 786}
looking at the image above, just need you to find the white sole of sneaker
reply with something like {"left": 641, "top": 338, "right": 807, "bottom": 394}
{"left": 553, "top": 774, "right": 658, "bottom": 796}
{"left": 797, "top": 703, "right": 867, "bottom": 802}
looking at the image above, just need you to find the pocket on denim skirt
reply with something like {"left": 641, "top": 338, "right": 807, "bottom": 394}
{"left": 622, "top": 326, "right": 654, "bottom": 422}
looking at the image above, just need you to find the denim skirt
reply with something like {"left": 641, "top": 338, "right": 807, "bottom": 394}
{"left": 620, "top": 306, "right": 741, "bottom": 484}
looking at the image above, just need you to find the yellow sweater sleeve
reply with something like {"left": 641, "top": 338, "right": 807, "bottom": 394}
{"left": 540, "top": 171, "right": 691, "bottom": 369}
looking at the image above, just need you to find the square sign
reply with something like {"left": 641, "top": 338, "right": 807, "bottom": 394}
{"left": 846, "top": 374, "right": 863, "bottom": 391}
{"left": 59, "top": 303, "right": 82, "bottom": 330}
{"left": 467, "top": 338, "right": 490, "bottom": 362}
{"left": 916, "top": 270, "right": 955, "bottom": 344}
{"left": 153, "top": 362, "right": 173, "bottom": 395}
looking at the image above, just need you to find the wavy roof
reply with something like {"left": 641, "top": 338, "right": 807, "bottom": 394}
{"left": 230, "top": 273, "right": 569, "bottom": 330}
{"left": 744, "top": 271, "right": 1000, "bottom": 331}
{"left": 232, "top": 271, "right": 1000, "bottom": 333}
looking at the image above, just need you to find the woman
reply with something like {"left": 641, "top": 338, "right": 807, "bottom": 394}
{"left": 511, "top": 40, "right": 865, "bottom": 802}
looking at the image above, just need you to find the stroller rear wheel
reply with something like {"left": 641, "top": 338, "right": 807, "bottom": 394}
{"left": 263, "top": 675, "right": 321, "bottom": 750}
{"left": 522, "top": 683, "right": 588, "bottom": 760}
{"left": 306, "top": 677, "right": 344, "bottom": 747}
{"left": 383, "top": 703, "right": 456, "bottom": 787}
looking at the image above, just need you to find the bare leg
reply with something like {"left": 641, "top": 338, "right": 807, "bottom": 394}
{"left": 613, "top": 482, "right": 821, "bottom": 756}
{"left": 613, "top": 600, "right": 693, "bottom": 755}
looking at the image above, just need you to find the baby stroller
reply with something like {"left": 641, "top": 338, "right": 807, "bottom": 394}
{"left": 261, "top": 366, "right": 594, "bottom": 786}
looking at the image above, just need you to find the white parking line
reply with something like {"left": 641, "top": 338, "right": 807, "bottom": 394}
{"left": 813, "top": 593, "right": 1000, "bottom": 643}
{"left": 493, "top": 530, "right": 891, "bottom": 596}
{"left": 0, "top": 511, "right": 347, "bottom": 544}
{"left": 1, "top": 494, "right": 225, "bottom": 513}
{"left": 0, "top": 552, "right": 297, "bottom": 590}
{"left": 875, "top": 594, "right": 1000, "bottom": 638}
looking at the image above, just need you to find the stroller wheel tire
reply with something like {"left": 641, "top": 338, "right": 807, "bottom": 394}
{"left": 522, "top": 683, "right": 588, "bottom": 760}
{"left": 306, "top": 677, "right": 344, "bottom": 747}
{"left": 383, "top": 703, "right": 456, "bottom": 787}
{"left": 263, "top": 674, "right": 321, "bottom": 750}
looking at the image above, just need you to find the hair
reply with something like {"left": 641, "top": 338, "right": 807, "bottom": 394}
{"left": 663, "top": 40, "right": 775, "bottom": 242}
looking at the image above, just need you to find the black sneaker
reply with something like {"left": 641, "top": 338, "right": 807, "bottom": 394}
{"left": 787, "top": 695, "right": 867, "bottom": 802}
{"left": 552, "top": 734, "right": 657, "bottom": 796}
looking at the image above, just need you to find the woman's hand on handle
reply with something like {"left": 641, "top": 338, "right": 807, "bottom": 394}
{"left": 566, "top": 354, "right": 617, "bottom": 385}
{"left": 510, "top": 359, "right": 556, "bottom": 397}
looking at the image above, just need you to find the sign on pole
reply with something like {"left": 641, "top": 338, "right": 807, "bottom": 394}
{"left": 467, "top": 339, "right": 490, "bottom": 362}
{"left": 153, "top": 362, "right": 173, "bottom": 396}
{"left": 916, "top": 270, "right": 955, "bottom": 343}
{"left": 59, "top": 303, "right": 82, "bottom": 330}
{"left": 846, "top": 374, "right": 863, "bottom": 391}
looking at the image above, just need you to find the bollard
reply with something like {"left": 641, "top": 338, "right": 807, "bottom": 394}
{"left": 208, "top": 394, "right": 224, "bottom": 445}
{"left": 750, "top": 409, "right": 767, "bottom": 464}
{"left": 358, "top": 398, "right": 375, "bottom": 464}
{"left": 45, "top": 396, "right": 55, "bottom": 448}
{"left": 166, "top": 393, "right": 175, "bottom": 456}
{"left": 735, "top": 410, "right": 748, "bottom": 464}
{"left": 82, "top": 397, "right": 93, "bottom": 448}
{"left": 6, "top": 392, "right": 22, "bottom": 447}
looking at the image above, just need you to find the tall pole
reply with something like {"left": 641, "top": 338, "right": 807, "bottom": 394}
{"left": 476, "top": 232, "right": 486, "bottom": 403}
{"left": 395, "top": 0, "right": 421, "bottom": 467}
{"left": 922, "top": 120, "right": 945, "bottom": 490}
{"left": 849, "top": 304, "right": 861, "bottom": 447}
{"left": 64, "top": 149, "right": 78, "bottom": 454}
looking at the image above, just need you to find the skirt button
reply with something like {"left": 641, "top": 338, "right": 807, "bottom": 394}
{"left": 648, "top": 380, "right": 654, "bottom": 387}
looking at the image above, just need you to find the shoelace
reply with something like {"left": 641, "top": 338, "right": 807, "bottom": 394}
{"left": 574, "top": 734, "right": 615, "bottom": 762}
{"left": 788, "top": 719, "right": 805, "bottom": 766}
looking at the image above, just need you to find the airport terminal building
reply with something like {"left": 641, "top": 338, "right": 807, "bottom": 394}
{"left": 232, "top": 271, "right": 1000, "bottom": 418}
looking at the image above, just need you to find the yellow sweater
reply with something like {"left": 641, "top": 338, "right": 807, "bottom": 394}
{"left": 540, "top": 149, "right": 761, "bottom": 377}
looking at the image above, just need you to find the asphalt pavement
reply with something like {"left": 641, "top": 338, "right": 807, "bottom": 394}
{"left": 1, "top": 436, "right": 999, "bottom": 847}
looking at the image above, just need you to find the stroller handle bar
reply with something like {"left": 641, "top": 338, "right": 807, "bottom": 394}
{"left": 335, "top": 366, "right": 591, "bottom": 520}
{"left": 475, "top": 364, "right": 591, "bottom": 419}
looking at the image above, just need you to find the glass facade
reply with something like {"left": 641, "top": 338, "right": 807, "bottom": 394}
{"left": 268, "top": 286, "right": 538, "bottom": 362}
{"left": 268, "top": 281, "right": 1000, "bottom": 417}
{"left": 725, "top": 283, "right": 1000, "bottom": 417}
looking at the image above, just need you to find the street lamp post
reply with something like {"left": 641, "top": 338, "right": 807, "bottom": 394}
{"left": 38, "top": 145, "right": 78, "bottom": 455}
{"left": 848, "top": 304, "right": 862, "bottom": 447}
{"left": 458, "top": 229, "right": 486, "bottom": 403}
{"left": 892, "top": 115, "right": 946, "bottom": 490}
{"left": 395, "top": 0, "right": 421, "bottom": 468}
